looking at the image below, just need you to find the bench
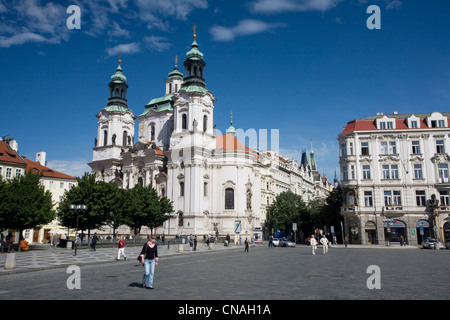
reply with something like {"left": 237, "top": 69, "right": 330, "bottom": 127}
{"left": 1, "top": 243, "right": 20, "bottom": 253}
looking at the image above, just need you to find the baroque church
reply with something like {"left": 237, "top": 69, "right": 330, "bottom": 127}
{"left": 88, "top": 30, "right": 332, "bottom": 239}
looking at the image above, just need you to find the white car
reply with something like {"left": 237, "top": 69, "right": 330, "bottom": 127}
{"left": 272, "top": 238, "right": 281, "bottom": 247}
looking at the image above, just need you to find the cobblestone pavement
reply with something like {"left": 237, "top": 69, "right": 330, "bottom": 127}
{"left": 0, "top": 243, "right": 448, "bottom": 303}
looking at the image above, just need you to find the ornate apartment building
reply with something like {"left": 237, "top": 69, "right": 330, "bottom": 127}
{"left": 339, "top": 111, "right": 450, "bottom": 245}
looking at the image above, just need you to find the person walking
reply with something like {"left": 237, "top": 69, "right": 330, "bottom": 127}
{"left": 117, "top": 237, "right": 126, "bottom": 260}
{"left": 91, "top": 233, "right": 99, "bottom": 251}
{"left": 320, "top": 235, "right": 329, "bottom": 254}
{"left": 269, "top": 235, "right": 273, "bottom": 247}
{"left": 344, "top": 235, "right": 349, "bottom": 248}
{"left": 139, "top": 235, "right": 158, "bottom": 289}
{"left": 251, "top": 235, "right": 255, "bottom": 247}
{"left": 52, "top": 233, "right": 60, "bottom": 252}
{"left": 193, "top": 235, "right": 198, "bottom": 251}
{"left": 244, "top": 237, "right": 249, "bottom": 252}
{"left": 310, "top": 235, "right": 317, "bottom": 255}
{"left": 189, "top": 234, "right": 194, "bottom": 251}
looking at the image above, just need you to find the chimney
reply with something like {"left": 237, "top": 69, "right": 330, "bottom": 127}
{"left": 36, "top": 152, "right": 46, "bottom": 166}
{"left": 8, "top": 139, "right": 18, "bottom": 152}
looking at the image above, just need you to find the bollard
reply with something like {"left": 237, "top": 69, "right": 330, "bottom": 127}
{"left": 66, "top": 241, "right": 72, "bottom": 250}
{"left": 4, "top": 253, "right": 16, "bottom": 270}
{"left": 209, "top": 243, "right": 214, "bottom": 250}
{"left": 178, "top": 243, "right": 184, "bottom": 252}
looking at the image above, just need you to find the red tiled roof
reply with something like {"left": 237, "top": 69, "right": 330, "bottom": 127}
{"left": 23, "top": 157, "right": 76, "bottom": 180}
{"left": 0, "top": 141, "right": 27, "bottom": 166}
{"left": 216, "top": 133, "right": 257, "bottom": 155}
{"left": 340, "top": 116, "right": 450, "bottom": 135}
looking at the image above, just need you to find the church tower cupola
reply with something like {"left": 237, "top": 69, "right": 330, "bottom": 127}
{"left": 165, "top": 56, "right": 183, "bottom": 95}
{"left": 108, "top": 53, "right": 129, "bottom": 108}
{"left": 182, "top": 24, "right": 206, "bottom": 89}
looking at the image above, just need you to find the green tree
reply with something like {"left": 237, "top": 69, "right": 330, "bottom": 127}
{"left": 0, "top": 172, "right": 55, "bottom": 236}
{"left": 267, "top": 191, "right": 307, "bottom": 234}
{"left": 58, "top": 173, "right": 117, "bottom": 235}
{"left": 125, "top": 185, "right": 173, "bottom": 234}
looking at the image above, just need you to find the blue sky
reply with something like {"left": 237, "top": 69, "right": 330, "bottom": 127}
{"left": 1, "top": 0, "right": 449, "bottom": 180}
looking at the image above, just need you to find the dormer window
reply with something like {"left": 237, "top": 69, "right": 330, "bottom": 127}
{"left": 426, "top": 112, "right": 448, "bottom": 128}
{"left": 376, "top": 116, "right": 396, "bottom": 130}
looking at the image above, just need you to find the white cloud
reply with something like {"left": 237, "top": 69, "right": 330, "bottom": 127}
{"left": 135, "top": 0, "right": 208, "bottom": 30}
{"left": 106, "top": 42, "right": 140, "bottom": 57}
{"left": 0, "top": 0, "right": 69, "bottom": 48}
{"left": 46, "top": 159, "right": 91, "bottom": 178}
{"left": 144, "top": 35, "right": 171, "bottom": 52}
{"left": 386, "top": 0, "right": 402, "bottom": 10}
{"left": 248, "top": 0, "right": 343, "bottom": 14}
{"left": 210, "top": 19, "right": 286, "bottom": 42}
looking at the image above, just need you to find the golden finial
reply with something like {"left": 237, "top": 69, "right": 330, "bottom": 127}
{"left": 230, "top": 111, "right": 233, "bottom": 125}
{"left": 193, "top": 24, "right": 197, "bottom": 39}
{"left": 118, "top": 52, "right": 122, "bottom": 66}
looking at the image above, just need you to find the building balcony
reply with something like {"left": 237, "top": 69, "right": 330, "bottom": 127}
{"left": 341, "top": 205, "right": 357, "bottom": 213}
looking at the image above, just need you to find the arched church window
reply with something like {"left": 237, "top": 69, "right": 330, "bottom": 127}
{"left": 182, "top": 114, "right": 187, "bottom": 130}
{"left": 103, "top": 130, "right": 108, "bottom": 146}
{"left": 204, "top": 182, "right": 208, "bottom": 197}
{"left": 199, "top": 67, "right": 203, "bottom": 78}
{"left": 193, "top": 66, "right": 197, "bottom": 76}
{"left": 151, "top": 125, "right": 155, "bottom": 141}
{"left": 203, "top": 115, "right": 207, "bottom": 132}
{"left": 175, "top": 84, "right": 178, "bottom": 92}
{"left": 169, "top": 83, "right": 172, "bottom": 93}
{"left": 225, "top": 188, "right": 234, "bottom": 209}
{"left": 122, "top": 131, "right": 128, "bottom": 147}
{"left": 121, "top": 89, "right": 124, "bottom": 98}
{"left": 180, "top": 182, "right": 185, "bottom": 197}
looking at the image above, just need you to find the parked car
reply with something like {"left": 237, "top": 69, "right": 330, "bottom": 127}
{"left": 279, "top": 239, "right": 296, "bottom": 247}
{"left": 422, "top": 238, "right": 444, "bottom": 249}
{"left": 272, "top": 238, "right": 281, "bottom": 247}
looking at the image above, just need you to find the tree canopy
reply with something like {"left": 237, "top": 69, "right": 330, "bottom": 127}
{"left": 0, "top": 172, "right": 55, "bottom": 235}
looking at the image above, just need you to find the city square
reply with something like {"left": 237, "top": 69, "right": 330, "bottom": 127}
{"left": 1, "top": 0, "right": 450, "bottom": 306}
{"left": 0, "top": 243, "right": 448, "bottom": 303}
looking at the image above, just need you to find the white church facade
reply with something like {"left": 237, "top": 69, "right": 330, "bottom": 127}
{"left": 88, "top": 32, "right": 331, "bottom": 239}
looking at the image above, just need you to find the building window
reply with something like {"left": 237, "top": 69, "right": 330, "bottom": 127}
{"left": 150, "top": 125, "right": 155, "bottom": 141}
{"left": 203, "top": 115, "right": 207, "bottom": 132}
{"left": 225, "top": 188, "right": 234, "bottom": 209}
{"left": 179, "top": 182, "right": 185, "bottom": 197}
{"left": 438, "top": 163, "right": 449, "bottom": 181}
{"left": 342, "top": 166, "right": 348, "bottom": 181}
{"left": 440, "top": 191, "right": 450, "bottom": 205}
{"left": 361, "top": 142, "right": 369, "bottom": 155}
{"left": 387, "top": 122, "right": 393, "bottom": 129}
{"left": 379, "top": 122, "right": 386, "bottom": 129}
{"left": 350, "top": 165, "right": 355, "bottom": 180}
{"left": 436, "top": 140, "right": 445, "bottom": 154}
{"left": 0, "top": 167, "right": 2, "bottom": 176}
{"left": 15, "top": 169, "right": 22, "bottom": 177}
{"left": 340, "top": 143, "right": 347, "bottom": 157}
{"left": 411, "top": 120, "right": 418, "bottom": 128}
{"left": 103, "top": 130, "right": 108, "bottom": 146}
{"left": 362, "top": 165, "right": 371, "bottom": 179}
{"left": 391, "top": 165, "right": 399, "bottom": 179}
{"left": 182, "top": 114, "right": 187, "bottom": 130}
{"left": 349, "top": 142, "right": 354, "bottom": 155}
{"left": 203, "top": 182, "right": 208, "bottom": 197}
{"left": 364, "top": 191, "right": 373, "bottom": 207}
{"left": 439, "top": 120, "right": 445, "bottom": 128}
{"left": 68, "top": 183, "right": 73, "bottom": 189}
{"left": 385, "top": 190, "right": 401, "bottom": 205}
{"left": 412, "top": 141, "right": 421, "bottom": 154}
{"left": 60, "top": 182, "right": 64, "bottom": 189}
{"left": 5, "top": 167, "right": 12, "bottom": 178}
{"left": 123, "top": 131, "right": 128, "bottom": 146}
{"left": 416, "top": 190, "right": 426, "bottom": 206}
{"left": 414, "top": 164, "right": 423, "bottom": 179}
{"left": 382, "top": 165, "right": 390, "bottom": 179}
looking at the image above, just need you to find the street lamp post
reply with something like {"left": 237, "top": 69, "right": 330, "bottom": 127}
{"left": 166, "top": 213, "right": 174, "bottom": 249}
{"left": 70, "top": 204, "right": 87, "bottom": 256}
